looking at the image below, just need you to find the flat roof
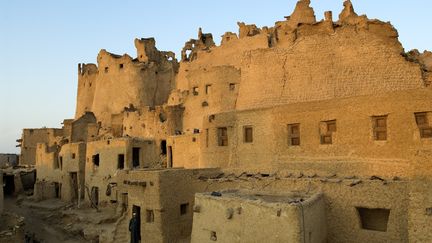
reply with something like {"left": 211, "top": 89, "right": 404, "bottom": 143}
{"left": 199, "top": 190, "right": 318, "bottom": 205}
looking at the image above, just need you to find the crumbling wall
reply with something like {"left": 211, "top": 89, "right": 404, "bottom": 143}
{"left": 62, "top": 119, "right": 74, "bottom": 140}
{"left": 0, "top": 154, "right": 19, "bottom": 168}
{"left": 404, "top": 50, "right": 432, "bottom": 87}
{"left": 191, "top": 191, "right": 326, "bottom": 243}
{"left": 181, "top": 28, "right": 216, "bottom": 62}
{"left": 172, "top": 1, "right": 427, "bottom": 113}
{"left": 122, "top": 105, "right": 183, "bottom": 140}
{"left": 71, "top": 112, "right": 98, "bottom": 143}
{"left": 35, "top": 143, "right": 62, "bottom": 182}
{"left": 75, "top": 63, "right": 98, "bottom": 118}
{"left": 59, "top": 142, "right": 86, "bottom": 202}
{"left": 33, "top": 180, "right": 57, "bottom": 201}
{"left": 75, "top": 39, "right": 178, "bottom": 127}
{"left": 34, "top": 142, "right": 62, "bottom": 200}
{"left": 19, "top": 128, "right": 63, "bottom": 165}
{"left": 236, "top": 25, "right": 423, "bottom": 110}
{"left": 173, "top": 28, "right": 269, "bottom": 93}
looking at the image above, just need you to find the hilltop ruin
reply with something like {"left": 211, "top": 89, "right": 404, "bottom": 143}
{"left": 3, "top": 0, "right": 432, "bottom": 242}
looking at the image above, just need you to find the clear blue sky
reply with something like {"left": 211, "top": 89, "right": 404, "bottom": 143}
{"left": 0, "top": 0, "right": 431, "bottom": 153}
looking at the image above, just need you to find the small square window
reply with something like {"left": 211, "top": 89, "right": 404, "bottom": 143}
{"left": 180, "top": 203, "right": 189, "bottom": 215}
{"left": 146, "top": 210, "right": 154, "bottom": 223}
{"left": 229, "top": 83, "right": 236, "bottom": 91}
{"left": 119, "top": 63, "right": 124, "bottom": 69}
{"left": 320, "top": 120, "right": 336, "bottom": 144}
{"left": 210, "top": 231, "right": 217, "bottom": 241}
{"left": 104, "top": 67, "right": 109, "bottom": 73}
{"left": 415, "top": 112, "right": 432, "bottom": 138}
{"left": 193, "top": 87, "right": 199, "bottom": 96}
{"left": 415, "top": 112, "right": 428, "bottom": 126}
{"left": 72, "top": 153, "right": 76, "bottom": 159}
{"left": 243, "top": 126, "right": 253, "bottom": 143}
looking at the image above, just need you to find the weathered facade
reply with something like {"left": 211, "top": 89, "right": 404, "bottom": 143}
{"left": 0, "top": 154, "right": 19, "bottom": 168}
{"left": 191, "top": 190, "right": 326, "bottom": 243}
{"left": 18, "top": 0, "right": 432, "bottom": 242}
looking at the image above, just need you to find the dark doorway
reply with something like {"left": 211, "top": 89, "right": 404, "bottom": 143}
{"left": 132, "top": 205, "right": 141, "bottom": 240}
{"left": 4, "top": 175, "right": 15, "bottom": 196}
{"left": 168, "top": 146, "right": 173, "bottom": 168}
{"left": 91, "top": 187, "right": 99, "bottom": 206}
{"left": 160, "top": 140, "right": 167, "bottom": 155}
{"left": 70, "top": 172, "right": 78, "bottom": 200}
{"left": 132, "top": 147, "right": 140, "bottom": 168}
{"left": 92, "top": 154, "right": 100, "bottom": 167}
{"left": 54, "top": 182, "right": 61, "bottom": 198}
{"left": 118, "top": 154, "right": 125, "bottom": 169}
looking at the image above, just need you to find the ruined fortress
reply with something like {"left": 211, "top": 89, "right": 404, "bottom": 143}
{"left": 7, "top": 0, "right": 432, "bottom": 242}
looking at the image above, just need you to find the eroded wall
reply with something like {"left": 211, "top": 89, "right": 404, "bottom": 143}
{"left": 59, "top": 142, "right": 86, "bottom": 202}
{"left": 75, "top": 39, "right": 178, "bottom": 128}
{"left": 0, "top": 154, "right": 19, "bottom": 168}
{"left": 35, "top": 143, "right": 62, "bottom": 182}
{"left": 191, "top": 192, "right": 326, "bottom": 243}
{"left": 171, "top": 0, "right": 429, "bottom": 134}
{"left": 19, "top": 128, "right": 63, "bottom": 165}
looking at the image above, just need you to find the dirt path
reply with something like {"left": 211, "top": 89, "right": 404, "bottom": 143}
{"left": 2, "top": 197, "right": 88, "bottom": 243}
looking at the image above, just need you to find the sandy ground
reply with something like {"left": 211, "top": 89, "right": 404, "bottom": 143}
{"left": 0, "top": 196, "right": 102, "bottom": 243}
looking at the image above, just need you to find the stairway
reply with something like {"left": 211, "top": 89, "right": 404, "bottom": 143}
{"left": 113, "top": 211, "right": 129, "bottom": 243}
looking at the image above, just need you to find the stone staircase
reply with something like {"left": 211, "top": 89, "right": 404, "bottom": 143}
{"left": 112, "top": 211, "right": 129, "bottom": 243}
